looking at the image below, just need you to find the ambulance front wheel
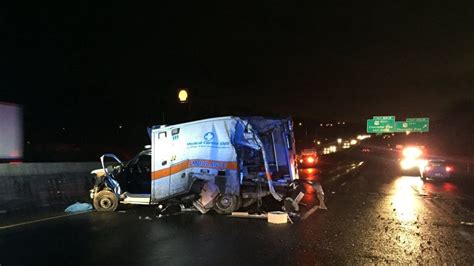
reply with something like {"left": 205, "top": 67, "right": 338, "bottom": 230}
{"left": 214, "top": 194, "right": 239, "bottom": 214}
{"left": 93, "top": 190, "right": 119, "bottom": 212}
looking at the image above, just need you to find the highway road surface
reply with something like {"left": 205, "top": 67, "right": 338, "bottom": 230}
{"left": 1, "top": 150, "right": 474, "bottom": 265}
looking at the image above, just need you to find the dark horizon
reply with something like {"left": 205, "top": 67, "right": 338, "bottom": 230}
{"left": 1, "top": 2, "right": 474, "bottom": 162}
{"left": 2, "top": 2, "right": 474, "bottom": 124}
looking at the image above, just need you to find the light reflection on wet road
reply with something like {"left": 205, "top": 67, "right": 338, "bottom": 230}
{"left": 392, "top": 176, "right": 423, "bottom": 223}
{"left": 295, "top": 158, "right": 474, "bottom": 264}
{"left": 298, "top": 168, "right": 320, "bottom": 204}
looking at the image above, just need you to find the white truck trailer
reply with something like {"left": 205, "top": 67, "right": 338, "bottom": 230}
{"left": 90, "top": 116, "right": 302, "bottom": 214}
{"left": 0, "top": 102, "right": 23, "bottom": 161}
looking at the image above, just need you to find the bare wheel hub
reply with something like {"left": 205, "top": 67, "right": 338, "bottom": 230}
{"left": 100, "top": 197, "right": 112, "bottom": 208}
{"left": 217, "top": 195, "right": 233, "bottom": 209}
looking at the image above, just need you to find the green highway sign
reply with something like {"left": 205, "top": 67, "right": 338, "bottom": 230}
{"left": 395, "top": 119, "right": 429, "bottom": 132}
{"left": 373, "top": 116, "right": 395, "bottom": 121}
{"left": 406, "top": 117, "right": 429, "bottom": 122}
{"left": 395, "top": 121, "right": 407, "bottom": 132}
{"left": 367, "top": 118, "right": 396, "bottom": 133}
{"left": 367, "top": 116, "right": 429, "bottom": 133}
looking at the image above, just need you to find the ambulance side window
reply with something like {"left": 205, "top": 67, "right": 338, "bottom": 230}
{"left": 138, "top": 154, "right": 151, "bottom": 173}
{"left": 158, "top": 132, "right": 167, "bottom": 139}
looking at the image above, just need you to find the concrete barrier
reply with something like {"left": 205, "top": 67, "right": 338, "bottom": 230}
{"left": 0, "top": 162, "right": 101, "bottom": 213}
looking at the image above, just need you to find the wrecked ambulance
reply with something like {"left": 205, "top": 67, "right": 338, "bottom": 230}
{"left": 90, "top": 116, "right": 301, "bottom": 214}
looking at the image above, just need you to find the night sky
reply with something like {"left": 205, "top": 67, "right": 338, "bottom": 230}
{"left": 2, "top": 2, "right": 474, "bottom": 126}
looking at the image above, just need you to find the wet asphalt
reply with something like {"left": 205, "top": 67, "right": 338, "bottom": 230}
{"left": 1, "top": 150, "right": 474, "bottom": 265}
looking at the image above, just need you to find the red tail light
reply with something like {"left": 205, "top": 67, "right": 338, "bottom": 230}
{"left": 445, "top": 166, "right": 453, "bottom": 172}
{"left": 306, "top": 157, "right": 315, "bottom": 163}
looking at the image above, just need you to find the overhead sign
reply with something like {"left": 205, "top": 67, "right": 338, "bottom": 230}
{"left": 394, "top": 121, "right": 407, "bottom": 132}
{"left": 395, "top": 118, "right": 429, "bottom": 133}
{"left": 367, "top": 119, "right": 395, "bottom": 133}
{"left": 367, "top": 116, "right": 395, "bottom": 133}
{"left": 373, "top": 116, "right": 395, "bottom": 121}
{"left": 367, "top": 116, "right": 429, "bottom": 133}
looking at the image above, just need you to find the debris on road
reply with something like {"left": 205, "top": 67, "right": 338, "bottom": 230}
{"left": 180, "top": 206, "right": 199, "bottom": 212}
{"left": 64, "top": 202, "right": 93, "bottom": 213}
{"left": 301, "top": 205, "right": 321, "bottom": 220}
{"left": 154, "top": 205, "right": 192, "bottom": 219}
{"left": 268, "top": 211, "right": 289, "bottom": 224}
{"left": 230, "top": 212, "right": 267, "bottom": 219}
{"left": 229, "top": 211, "right": 293, "bottom": 224}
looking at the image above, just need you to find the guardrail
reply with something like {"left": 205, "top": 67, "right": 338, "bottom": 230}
{"left": 0, "top": 162, "right": 100, "bottom": 214}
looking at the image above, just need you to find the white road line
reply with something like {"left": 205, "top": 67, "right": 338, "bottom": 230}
{"left": 0, "top": 211, "right": 92, "bottom": 230}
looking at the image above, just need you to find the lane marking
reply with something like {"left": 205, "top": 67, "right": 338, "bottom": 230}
{"left": 323, "top": 161, "right": 365, "bottom": 185}
{"left": 0, "top": 211, "right": 92, "bottom": 230}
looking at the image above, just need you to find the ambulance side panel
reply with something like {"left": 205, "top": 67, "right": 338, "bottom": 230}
{"left": 151, "top": 118, "right": 239, "bottom": 202}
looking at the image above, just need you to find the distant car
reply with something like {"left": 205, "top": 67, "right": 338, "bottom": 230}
{"left": 298, "top": 150, "right": 318, "bottom": 168}
{"left": 361, "top": 148, "right": 371, "bottom": 153}
{"left": 421, "top": 159, "right": 453, "bottom": 181}
{"left": 399, "top": 146, "right": 425, "bottom": 175}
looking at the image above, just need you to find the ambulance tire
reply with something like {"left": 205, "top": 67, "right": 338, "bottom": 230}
{"left": 214, "top": 194, "right": 239, "bottom": 214}
{"left": 242, "top": 198, "right": 257, "bottom": 208}
{"left": 236, "top": 195, "right": 242, "bottom": 211}
{"left": 93, "top": 190, "right": 119, "bottom": 212}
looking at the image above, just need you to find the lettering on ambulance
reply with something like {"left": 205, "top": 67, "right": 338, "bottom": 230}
{"left": 151, "top": 159, "right": 238, "bottom": 180}
{"left": 188, "top": 159, "right": 238, "bottom": 170}
{"left": 186, "top": 132, "right": 231, "bottom": 149}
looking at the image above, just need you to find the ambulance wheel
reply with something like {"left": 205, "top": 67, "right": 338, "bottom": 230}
{"left": 214, "top": 194, "right": 238, "bottom": 214}
{"left": 236, "top": 195, "right": 242, "bottom": 211}
{"left": 242, "top": 198, "right": 257, "bottom": 208}
{"left": 93, "top": 190, "right": 119, "bottom": 212}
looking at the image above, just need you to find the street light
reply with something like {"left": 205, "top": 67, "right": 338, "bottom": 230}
{"left": 178, "top": 89, "right": 189, "bottom": 103}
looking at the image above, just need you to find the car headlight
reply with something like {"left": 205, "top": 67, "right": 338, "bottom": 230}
{"left": 402, "top": 147, "right": 422, "bottom": 159}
